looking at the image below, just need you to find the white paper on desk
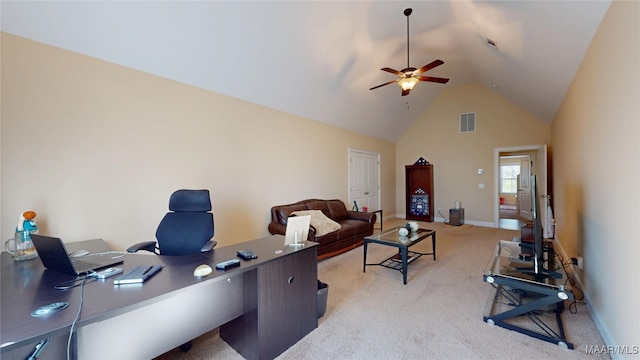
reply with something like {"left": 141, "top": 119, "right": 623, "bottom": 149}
{"left": 285, "top": 215, "right": 310, "bottom": 246}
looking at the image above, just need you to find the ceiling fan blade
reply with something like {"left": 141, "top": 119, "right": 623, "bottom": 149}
{"left": 381, "top": 67, "right": 404, "bottom": 76}
{"left": 401, "top": 88, "right": 411, "bottom": 96}
{"left": 416, "top": 60, "right": 444, "bottom": 74}
{"left": 369, "top": 79, "right": 398, "bottom": 91}
{"left": 418, "top": 76, "right": 450, "bottom": 84}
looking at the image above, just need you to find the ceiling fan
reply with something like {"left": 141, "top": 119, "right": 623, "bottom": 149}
{"left": 370, "top": 8, "right": 449, "bottom": 96}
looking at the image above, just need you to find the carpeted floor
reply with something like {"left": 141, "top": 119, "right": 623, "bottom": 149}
{"left": 155, "top": 220, "right": 606, "bottom": 360}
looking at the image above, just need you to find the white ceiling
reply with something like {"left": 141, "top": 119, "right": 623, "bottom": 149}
{"left": 1, "top": 1, "right": 611, "bottom": 142}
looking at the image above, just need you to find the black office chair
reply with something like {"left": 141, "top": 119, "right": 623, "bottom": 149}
{"left": 127, "top": 189, "right": 216, "bottom": 352}
{"left": 128, "top": 189, "right": 217, "bottom": 255}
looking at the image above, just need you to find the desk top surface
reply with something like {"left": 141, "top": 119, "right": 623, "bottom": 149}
{"left": 1, "top": 235, "right": 317, "bottom": 351}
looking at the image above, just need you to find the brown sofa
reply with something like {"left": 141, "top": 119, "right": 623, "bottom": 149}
{"left": 268, "top": 199, "right": 377, "bottom": 259}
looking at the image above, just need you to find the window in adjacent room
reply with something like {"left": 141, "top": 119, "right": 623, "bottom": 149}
{"left": 500, "top": 164, "right": 520, "bottom": 194}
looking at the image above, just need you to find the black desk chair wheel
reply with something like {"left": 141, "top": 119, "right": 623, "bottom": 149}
{"left": 127, "top": 189, "right": 217, "bottom": 352}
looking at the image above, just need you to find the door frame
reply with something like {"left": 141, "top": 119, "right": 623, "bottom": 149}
{"left": 347, "top": 148, "right": 381, "bottom": 212}
{"left": 493, "top": 144, "right": 548, "bottom": 229}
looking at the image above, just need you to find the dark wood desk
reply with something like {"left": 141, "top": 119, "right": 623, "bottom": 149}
{"left": 1, "top": 236, "right": 318, "bottom": 360}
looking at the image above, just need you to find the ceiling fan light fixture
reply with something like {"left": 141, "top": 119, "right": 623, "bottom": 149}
{"left": 369, "top": 8, "right": 449, "bottom": 95}
{"left": 398, "top": 77, "right": 419, "bottom": 90}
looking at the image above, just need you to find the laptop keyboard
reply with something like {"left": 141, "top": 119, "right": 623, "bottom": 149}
{"left": 71, "top": 259, "right": 100, "bottom": 272}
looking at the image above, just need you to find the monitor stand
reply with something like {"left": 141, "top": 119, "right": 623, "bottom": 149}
{"left": 483, "top": 240, "right": 574, "bottom": 349}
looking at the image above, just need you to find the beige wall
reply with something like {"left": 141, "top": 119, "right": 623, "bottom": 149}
{"left": 0, "top": 33, "right": 396, "bottom": 250}
{"left": 552, "top": 0, "right": 639, "bottom": 348}
{"left": 396, "top": 83, "right": 551, "bottom": 224}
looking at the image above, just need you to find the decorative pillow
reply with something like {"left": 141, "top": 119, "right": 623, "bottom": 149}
{"left": 290, "top": 210, "right": 341, "bottom": 237}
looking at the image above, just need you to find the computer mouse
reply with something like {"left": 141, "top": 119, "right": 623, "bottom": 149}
{"left": 193, "top": 264, "right": 212, "bottom": 277}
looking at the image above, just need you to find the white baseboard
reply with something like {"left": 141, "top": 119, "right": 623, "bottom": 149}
{"left": 393, "top": 214, "right": 494, "bottom": 228}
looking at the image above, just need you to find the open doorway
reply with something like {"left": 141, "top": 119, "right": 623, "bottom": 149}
{"left": 494, "top": 145, "right": 549, "bottom": 232}
{"left": 498, "top": 155, "right": 530, "bottom": 230}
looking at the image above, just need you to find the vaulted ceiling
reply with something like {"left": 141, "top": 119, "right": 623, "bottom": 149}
{"left": 1, "top": 1, "right": 611, "bottom": 142}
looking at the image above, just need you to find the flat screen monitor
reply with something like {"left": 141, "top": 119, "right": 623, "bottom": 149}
{"left": 531, "top": 174, "right": 545, "bottom": 275}
{"left": 516, "top": 175, "right": 547, "bottom": 274}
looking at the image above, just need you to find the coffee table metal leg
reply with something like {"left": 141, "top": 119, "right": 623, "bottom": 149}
{"left": 363, "top": 241, "right": 368, "bottom": 272}
{"left": 432, "top": 233, "right": 437, "bottom": 261}
{"left": 401, "top": 247, "right": 408, "bottom": 285}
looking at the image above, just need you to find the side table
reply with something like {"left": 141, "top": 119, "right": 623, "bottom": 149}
{"left": 370, "top": 209, "right": 383, "bottom": 231}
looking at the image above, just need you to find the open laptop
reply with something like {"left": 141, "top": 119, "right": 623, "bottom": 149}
{"left": 284, "top": 215, "right": 311, "bottom": 247}
{"left": 31, "top": 234, "right": 123, "bottom": 275}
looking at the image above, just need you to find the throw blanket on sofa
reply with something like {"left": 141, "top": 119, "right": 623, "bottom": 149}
{"left": 290, "top": 210, "right": 341, "bottom": 237}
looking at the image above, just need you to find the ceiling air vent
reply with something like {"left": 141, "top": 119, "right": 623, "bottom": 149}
{"left": 460, "top": 112, "right": 476, "bottom": 133}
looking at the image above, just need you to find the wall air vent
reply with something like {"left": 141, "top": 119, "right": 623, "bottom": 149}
{"left": 460, "top": 112, "right": 476, "bottom": 133}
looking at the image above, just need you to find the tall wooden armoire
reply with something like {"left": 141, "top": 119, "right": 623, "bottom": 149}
{"left": 405, "top": 163, "right": 434, "bottom": 222}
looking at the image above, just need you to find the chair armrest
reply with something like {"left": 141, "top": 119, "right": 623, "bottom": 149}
{"left": 127, "top": 241, "right": 158, "bottom": 254}
{"left": 268, "top": 222, "right": 287, "bottom": 235}
{"left": 308, "top": 226, "right": 317, "bottom": 240}
{"left": 200, "top": 240, "right": 217, "bottom": 252}
{"left": 347, "top": 211, "right": 377, "bottom": 224}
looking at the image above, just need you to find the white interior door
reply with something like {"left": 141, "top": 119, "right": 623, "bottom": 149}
{"left": 517, "top": 156, "right": 532, "bottom": 220}
{"left": 348, "top": 149, "right": 380, "bottom": 212}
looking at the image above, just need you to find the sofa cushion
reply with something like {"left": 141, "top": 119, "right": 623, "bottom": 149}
{"left": 326, "top": 200, "right": 349, "bottom": 221}
{"left": 305, "top": 201, "right": 332, "bottom": 218}
{"left": 276, "top": 203, "right": 308, "bottom": 224}
{"left": 291, "top": 210, "right": 341, "bottom": 237}
{"left": 340, "top": 219, "right": 372, "bottom": 235}
{"left": 335, "top": 222, "right": 357, "bottom": 239}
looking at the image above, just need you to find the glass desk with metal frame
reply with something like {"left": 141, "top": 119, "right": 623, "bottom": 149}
{"left": 483, "top": 239, "right": 575, "bottom": 349}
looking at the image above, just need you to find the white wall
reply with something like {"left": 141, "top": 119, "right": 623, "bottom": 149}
{"left": 1, "top": 33, "right": 396, "bottom": 250}
{"left": 552, "top": 0, "right": 639, "bottom": 351}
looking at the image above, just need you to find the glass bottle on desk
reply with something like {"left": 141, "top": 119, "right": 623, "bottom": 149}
{"left": 5, "top": 211, "right": 39, "bottom": 261}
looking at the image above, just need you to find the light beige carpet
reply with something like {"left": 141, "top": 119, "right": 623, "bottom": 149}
{"left": 156, "top": 220, "right": 607, "bottom": 360}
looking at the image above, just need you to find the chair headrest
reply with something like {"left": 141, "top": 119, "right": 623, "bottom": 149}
{"left": 169, "top": 189, "right": 212, "bottom": 212}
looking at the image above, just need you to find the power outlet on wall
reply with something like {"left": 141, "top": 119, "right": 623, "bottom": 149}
{"left": 571, "top": 256, "right": 584, "bottom": 270}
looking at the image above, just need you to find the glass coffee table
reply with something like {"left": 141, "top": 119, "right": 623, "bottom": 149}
{"left": 363, "top": 227, "right": 436, "bottom": 285}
